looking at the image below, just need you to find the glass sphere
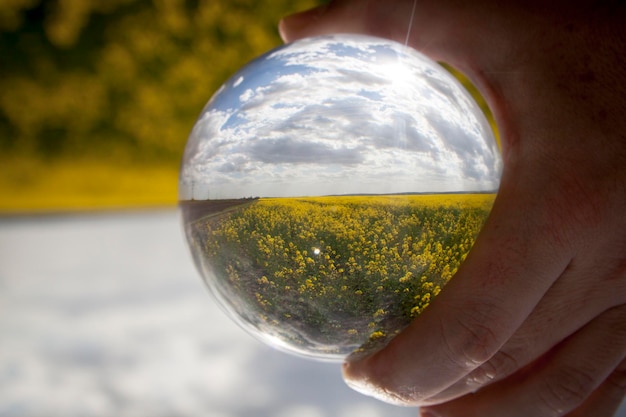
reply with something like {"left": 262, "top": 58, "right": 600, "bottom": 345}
{"left": 180, "top": 34, "right": 502, "bottom": 361}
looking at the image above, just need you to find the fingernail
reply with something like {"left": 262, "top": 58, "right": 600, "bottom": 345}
{"left": 342, "top": 360, "right": 369, "bottom": 393}
{"left": 342, "top": 361, "right": 381, "bottom": 399}
{"left": 343, "top": 360, "right": 410, "bottom": 406}
{"left": 278, "top": 5, "right": 328, "bottom": 42}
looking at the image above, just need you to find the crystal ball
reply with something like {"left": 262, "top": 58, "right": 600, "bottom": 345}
{"left": 180, "top": 34, "right": 502, "bottom": 361}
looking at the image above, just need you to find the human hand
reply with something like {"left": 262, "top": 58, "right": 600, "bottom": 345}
{"left": 280, "top": 1, "right": 626, "bottom": 416}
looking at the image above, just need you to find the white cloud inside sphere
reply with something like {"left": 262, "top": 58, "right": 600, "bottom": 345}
{"left": 180, "top": 35, "right": 501, "bottom": 200}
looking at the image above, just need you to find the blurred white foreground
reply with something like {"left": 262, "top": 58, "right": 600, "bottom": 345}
{"left": 0, "top": 210, "right": 418, "bottom": 417}
{"left": 0, "top": 210, "right": 624, "bottom": 417}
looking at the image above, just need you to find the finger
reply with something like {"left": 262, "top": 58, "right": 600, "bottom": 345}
{"left": 342, "top": 178, "right": 575, "bottom": 405}
{"left": 279, "top": 0, "right": 469, "bottom": 64}
{"left": 279, "top": 1, "right": 549, "bottom": 78}
{"left": 420, "top": 305, "right": 626, "bottom": 417}
{"left": 279, "top": 1, "right": 417, "bottom": 45}
{"left": 565, "top": 359, "right": 626, "bottom": 417}
{"left": 423, "top": 242, "right": 626, "bottom": 404}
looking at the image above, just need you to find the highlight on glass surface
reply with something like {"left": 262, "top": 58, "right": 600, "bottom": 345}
{"left": 179, "top": 34, "right": 502, "bottom": 361}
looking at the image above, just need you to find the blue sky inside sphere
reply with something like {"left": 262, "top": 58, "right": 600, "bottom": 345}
{"left": 179, "top": 34, "right": 502, "bottom": 201}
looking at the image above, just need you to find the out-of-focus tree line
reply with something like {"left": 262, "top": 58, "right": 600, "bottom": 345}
{"left": 0, "top": 0, "right": 322, "bottom": 210}
{"left": 0, "top": 0, "right": 492, "bottom": 210}
{"left": 0, "top": 0, "right": 321, "bottom": 165}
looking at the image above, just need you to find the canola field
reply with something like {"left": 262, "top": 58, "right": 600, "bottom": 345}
{"left": 186, "top": 194, "right": 495, "bottom": 359}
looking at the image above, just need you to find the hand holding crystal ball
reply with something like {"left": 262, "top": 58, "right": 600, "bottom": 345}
{"left": 180, "top": 34, "right": 502, "bottom": 361}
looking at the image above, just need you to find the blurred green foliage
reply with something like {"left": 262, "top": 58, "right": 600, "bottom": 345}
{"left": 0, "top": 0, "right": 321, "bottom": 210}
{"left": 0, "top": 0, "right": 321, "bottom": 163}
{"left": 0, "top": 0, "right": 493, "bottom": 211}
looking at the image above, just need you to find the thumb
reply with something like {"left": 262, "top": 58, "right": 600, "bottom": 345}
{"left": 279, "top": 1, "right": 426, "bottom": 51}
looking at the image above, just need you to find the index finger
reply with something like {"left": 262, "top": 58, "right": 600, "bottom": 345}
{"left": 342, "top": 180, "right": 573, "bottom": 405}
{"left": 279, "top": 0, "right": 451, "bottom": 63}
{"left": 279, "top": 1, "right": 408, "bottom": 43}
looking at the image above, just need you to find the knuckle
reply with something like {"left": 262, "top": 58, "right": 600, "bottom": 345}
{"left": 489, "top": 346, "right": 523, "bottom": 376}
{"left": 469, "top": 347, "right": 522, "bottom": 385}
{"left": 607, "top": 367, "right": 626, "bottom": 393}
{"left": 440, "top": 299, "right": 511, "bottom": 369}
{"left": 537, "top": 365, "right": 596, "bottom": 416}
{"left": 606, "top": 357, "right": 626, "bottom": 392}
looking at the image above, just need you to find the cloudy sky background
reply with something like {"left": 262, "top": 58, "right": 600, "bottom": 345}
{"left": 0, "top": 211, "right": 426, "bottom": 417}
{"left": 180, "top": 35, "right": 502, "bottom": 200}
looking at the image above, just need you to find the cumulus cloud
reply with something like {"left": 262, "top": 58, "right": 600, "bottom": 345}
{"left": 180, "top": 35, "right": 502, "bottom": 200}
{"left": 248, "top": 137, "right": 365, "bottom": 165}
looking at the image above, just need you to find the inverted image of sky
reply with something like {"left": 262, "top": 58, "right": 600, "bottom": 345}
{"left": 179, "top": 35, "right": 502, "bottom": 200}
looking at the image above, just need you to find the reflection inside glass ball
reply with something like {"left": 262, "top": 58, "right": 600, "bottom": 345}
{"left": 179, "top": 34, "right": 502, "bottom": 361}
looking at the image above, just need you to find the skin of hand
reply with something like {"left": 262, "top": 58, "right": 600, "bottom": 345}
{"left": 279, "top": 1, "right": 626, "bottom": 416}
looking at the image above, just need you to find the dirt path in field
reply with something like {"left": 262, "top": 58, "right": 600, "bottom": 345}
{"left": 179, "top": 199, "right": 257, "bottom": 223}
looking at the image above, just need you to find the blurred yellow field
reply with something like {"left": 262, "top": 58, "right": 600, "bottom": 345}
{"left": 0, "top": 158, "right": 178, "bottom": 212}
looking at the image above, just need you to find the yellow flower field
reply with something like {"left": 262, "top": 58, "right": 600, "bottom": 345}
{"left": 184, "top": 193, "right": 495, "bottom": 360}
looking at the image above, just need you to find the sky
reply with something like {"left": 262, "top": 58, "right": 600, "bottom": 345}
{"left": 179, "top": 34, "right": 502, "bottom": 201}
{"left": 0, "top": 211, "right": 422, "bottom": 417}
